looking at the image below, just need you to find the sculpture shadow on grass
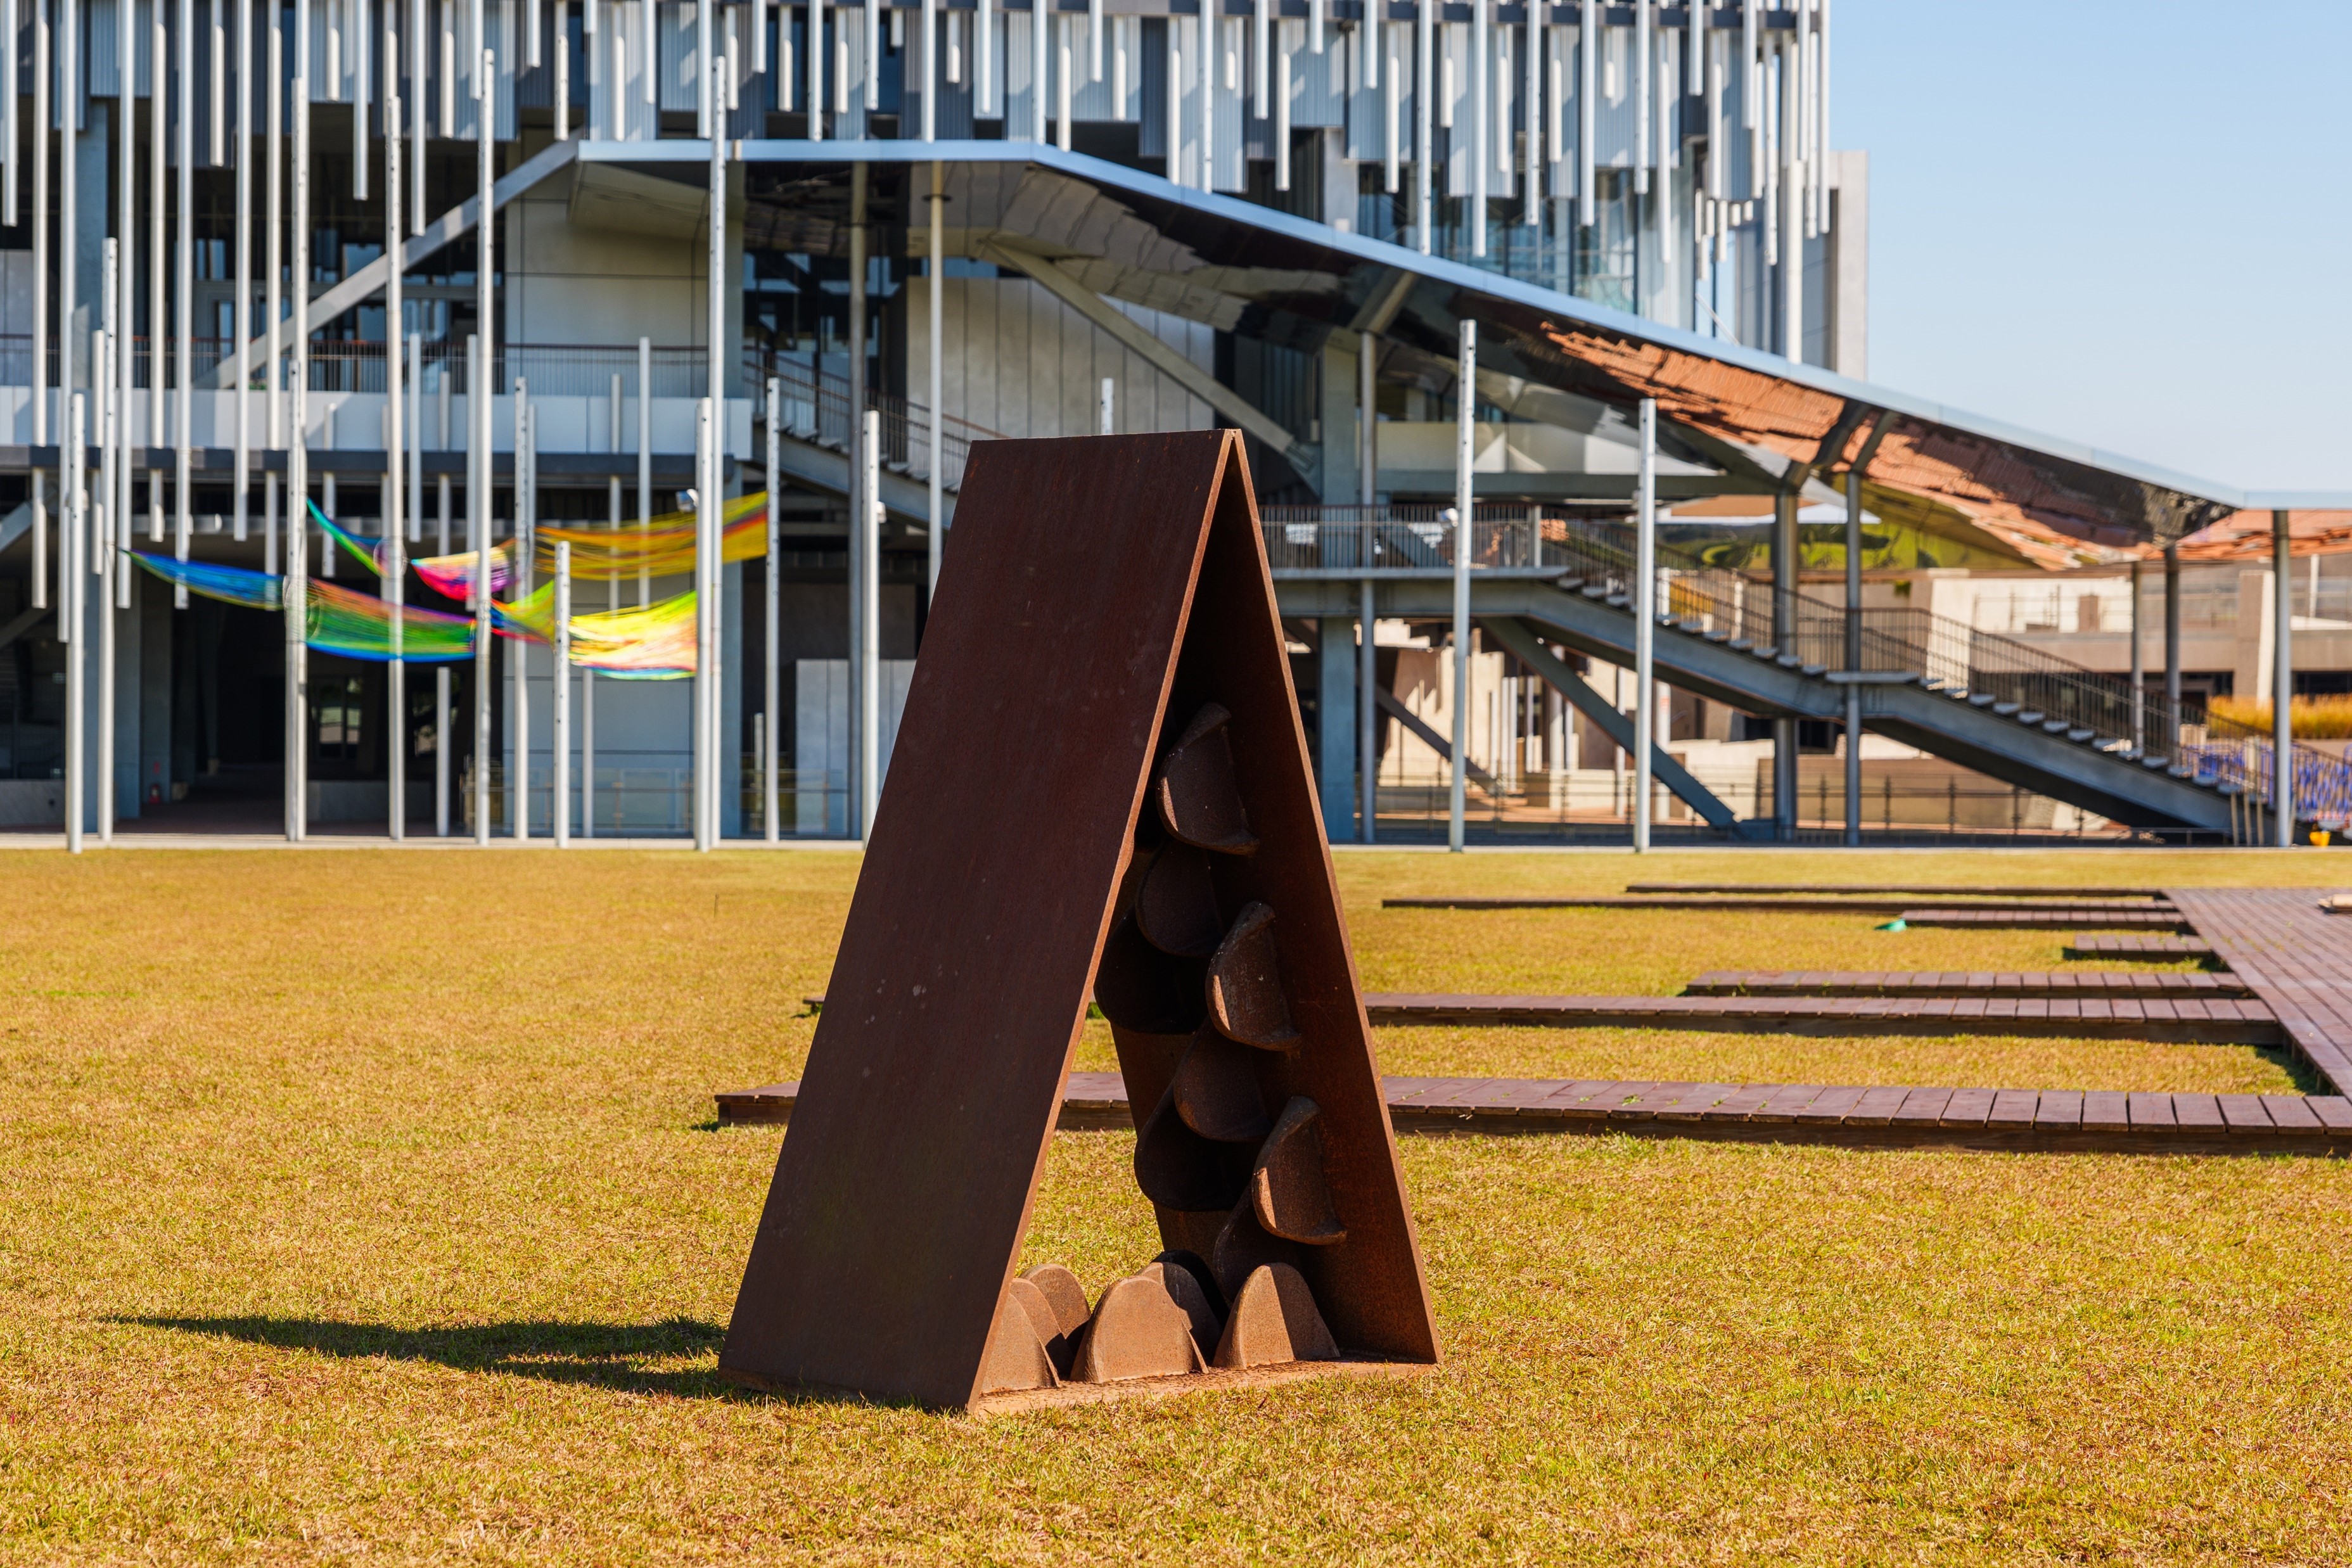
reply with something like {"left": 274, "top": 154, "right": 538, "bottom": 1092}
{"left": 126, "top": 1315, "right": 748, "bottom": 1399}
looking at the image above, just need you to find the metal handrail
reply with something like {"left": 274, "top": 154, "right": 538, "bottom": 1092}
{"left": 751, "top": 348, "right": 1003, "bottom": 494}
{"left": 1268, "top": 509, "right": 2352, "bottom": 827}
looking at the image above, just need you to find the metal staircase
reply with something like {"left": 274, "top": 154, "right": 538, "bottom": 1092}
{"left": 1267, "top": 509, "right": 2352, "bottom": 841}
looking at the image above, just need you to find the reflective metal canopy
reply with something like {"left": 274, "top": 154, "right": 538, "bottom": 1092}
{"left": 603, "top": 138, "right": 2351, "bottom": 555}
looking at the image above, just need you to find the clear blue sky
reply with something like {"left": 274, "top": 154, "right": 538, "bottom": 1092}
{"left": 1838, "top": 1, "right": 2351, "bottom": 493}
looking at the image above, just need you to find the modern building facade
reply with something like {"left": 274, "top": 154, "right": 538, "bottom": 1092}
{"left": 0, "top": 0, "right": 2338, "bottom": 845}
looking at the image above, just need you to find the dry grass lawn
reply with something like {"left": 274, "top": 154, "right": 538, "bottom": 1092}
{"left": 3, "top": 845, "right": 2351, "bottom": 1564}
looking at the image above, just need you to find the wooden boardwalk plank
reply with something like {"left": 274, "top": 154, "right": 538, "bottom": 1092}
{"left": 1623, "top": 883, "right": 2169, "bottom": 899}
{"left": 713, "top": 1071, "right": 2352, "bottom": 1154}
{"left": 1383, "top": 896, "right": 2171, "bottom": 915}
{"left": 2081, "top": 1092, "right": 2131, "bottom": 1132}
{"left": 1682, "top": 971, "right": 2252, "bottom": 1000}
{"left": 2064, "top": 934, "right": 2215, "bottom": 958}
{"left": 2167, "top": 888, "right": 2352, "bottom": 1097}
{"left": 1847, "top": 1085, "right": 1914, "bottom": 1126}
{"left": 1361, "top": 991, "right": 2278, "bottom": 1043}
{"left": 1987, "top": 1090, "right": 2040, "bottom": 1130}
{"left": 2033, "top": 1090, "right": 2085, "bottom": 1130}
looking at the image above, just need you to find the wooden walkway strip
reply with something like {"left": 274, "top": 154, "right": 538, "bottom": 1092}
{"left": 1898, "top": 908, "right": 2190, "bottom": 931}
{"left": 1684, "top": 970, "right": 2251, "bottom": 999}
{"left": 714, "top": 1076, "right": 2351, "bottom": 1155}
{"left": 1624, "top": 884, "right": 2169, "bottom": 899}
{"left": 1358, "top": 991, "right": 2280, "bottom": 1044}
{"left": 2166, "top": 888, "right": 2352, "bottom": 1097}
{"left": 1383, "top": 896, "right": 2172, "bottom": 915}
{"left": 2064, "top": 935, "right": 2215, "bottom": 957}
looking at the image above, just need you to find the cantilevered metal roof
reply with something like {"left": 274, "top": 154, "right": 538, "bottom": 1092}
{"left": 587, "top": 137, "right": 2352, "bottom": 552}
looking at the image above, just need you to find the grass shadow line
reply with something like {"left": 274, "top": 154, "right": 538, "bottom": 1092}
{"left": 122, "top": 1314, "right": 757, "bottom": 1399}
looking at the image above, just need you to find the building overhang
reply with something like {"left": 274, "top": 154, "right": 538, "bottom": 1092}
{"left": 581, "top": 137, "right": 2352, "bottom": 553}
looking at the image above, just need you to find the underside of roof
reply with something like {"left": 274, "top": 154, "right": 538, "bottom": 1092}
{"left": 700, "top": 141, "right": 2341, "bottom": 557}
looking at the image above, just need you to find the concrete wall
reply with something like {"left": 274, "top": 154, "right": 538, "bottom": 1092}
{"left": 907, "top": 276, "right": 1215, "bottom": 440}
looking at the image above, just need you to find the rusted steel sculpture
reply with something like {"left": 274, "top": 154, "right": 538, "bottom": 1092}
{"left": 717, "top": 430, "right": 1439, "bottom": 1410}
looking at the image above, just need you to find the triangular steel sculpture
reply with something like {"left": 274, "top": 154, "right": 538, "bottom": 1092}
{"left": 718, "top": 431, "right": 1439, "bottom": 1410}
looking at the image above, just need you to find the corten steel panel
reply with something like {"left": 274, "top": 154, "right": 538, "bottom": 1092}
{"left": 717, "top": 433, "right": 1224, "bottom": 1408}
{"left": 719, "top": 430, "right": 1437, "bottom": 1408}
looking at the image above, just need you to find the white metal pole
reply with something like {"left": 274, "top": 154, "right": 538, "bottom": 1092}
{"left": 2274, "top": 509, "right": 2294, "bottom": 846}
{"left": 694, "top": 398, "right": 715, "bottom": 849}
{"left": 288, "top": 58, "right": 312, "bottom": 841}
{"left": 58, "top": 0, "right": 77, "bottom": 624}
{"left": 510, "top": 389, "right": 531, "bottom": 840}
{"left": 705, "top": 70, "right": 728, "bottom": 846}
{"left": 696, "top": 0, "right": 712, "bottom": 132}
{"left": 115, "top": 0, "right": 133, "bottom": 570}
{"left": 1034, "top": 0, "right": 1049, "bottom": 143}
{"left": 1055, "top": 14, "right": 1071, "bottom": 150}
{"left": 1358, "top": 328, "right": 1376, "bottom": 845}
{"left": 1633, "top": 397, "right": 1656, "bottom": 851}
{"left": 387, "top": 121, "right": 407, "bottom": 841}
{"left": 409, "top": 336, "right": 424, "bottom": 544}
{"left": 1, "top": 0, "right": 15, "bottom": 228}
{"left": 1199, "top": 11, "right": 1212, "bottom": 191}
{"left": 1099, "top": 376, "right": 1113, "bottom": 435}
{"left": 1470, "top": 0, "right": 1486, "bottom": 255}
{"left": 922, "top": 0, "right": 936, "bottom": 137}
{"left": 810, "top": 0, "right": 828, "bottom": 134}
{"left": 865, "top": 0, "right": 879, "bottom": 110}
{"left": 1578, "top": 0, "right": 1595, "bottom": 227}
{"left": 554, "top": 539, "right": 572, "bottom": 846}
{"left": 765, "top": 373, "right": 781, "bottom": 843}
{"left": 473, "top": 48, "right": 495, "bottom": 846}
{"left": 176, "top": 0, "right": 193, "bottom": 576}
{"left": 266, "top": 0, "right": 283, "bottom": 456}
{"left": 411, "top": 0, "right": 426, "bottom": 227}
{"left": 1524, "top": 0, "right": 1539, "bottom": 229}
{"left": 227, "top": 0, "right": 250, "bottom": 542}
{"left": 97, "top": 316, "right": 116, "bottom": 844}
{"left": 29, "top": 0, "right": 44, "bottom": 520}
{"left": 1414, "top": 0, "right": 1431, "bottom": 250}
{"left": 928, "top": 159, "right": 943, "bottom": 599}
{"left": 64, "top": 392, "right": 82, "bottom": 853}
{"left": 859, "top": 407, "right": 881, "bottom": 841}
{"left": 1448, "top": 317, "right": 1473, "bottom": 852}
{"left": 847, "top": 162, "right": 866, "bottom": 832}
{"left": 637, "top": 335, "right": 651, "bottom": 606}
{"left": 1359, "top": 577, "right": 1376, "bottom": 845}
{"left": 471, "top": 337, "right": 490, "bottom": 845}
{"left": 436, "top": 665, "right": 451, "bottom": 834}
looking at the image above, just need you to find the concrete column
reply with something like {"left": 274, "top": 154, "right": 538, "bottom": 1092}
{"left": 1772, "top": 488, "right": 1798, "bottom": 839}
{"left": 1319, "top": 617, "right": 1357, "bottom": 842}
{"left": 1319, "top": 341, "right": 1357, "bottom": 506}
{"left": 2273, "top": 509, "right": 2294, "bottom": 846}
